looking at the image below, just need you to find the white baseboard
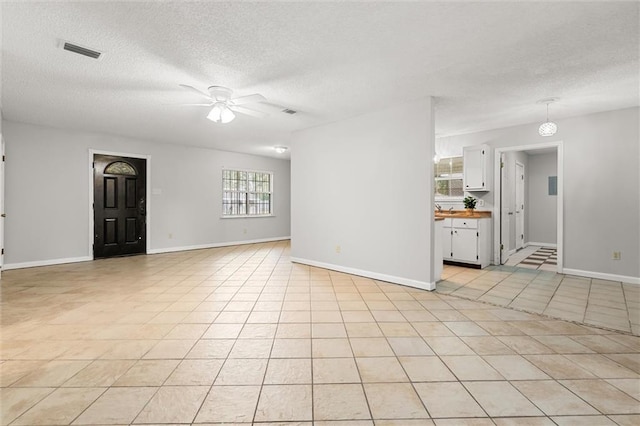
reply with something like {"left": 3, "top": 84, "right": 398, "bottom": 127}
{"left": 148, "top": 236, "right": 291, "bottom": 255}
{"left": 3, "top": 256, "right": 93, "bottom": 271}
{"left": 563, "top": 268, "right": 640, "bottom": 285}
{"left": 2, "top": 237, "right": 291, "bottom": 271}
{"left": 291, "top": 257, "right": 436, "bottom": 291}
{"left": 526, "top": 242, "right": 557, "bottom": 248}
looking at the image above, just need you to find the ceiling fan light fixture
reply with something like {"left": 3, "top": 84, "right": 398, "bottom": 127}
{"left": 537, "top": 98, "right": 558, "bottom": 137}
{"left": 207, "top": 102, "right": 235, "bottom": 124}
{"left": 274, "top": 146, "right": 288, "bottom": 154}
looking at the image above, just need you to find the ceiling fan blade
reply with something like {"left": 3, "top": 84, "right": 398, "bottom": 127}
{"left": 258, "top": 101, "right": 293, "bottom": 114}
{"left": 229, "top": 105, "right": 269, "bottom": 118}
{"left": 231, "top": 93, "right": 266, "bottom": 106}
{"left": 178, "top": 84, "right": 213, "bottom": 101}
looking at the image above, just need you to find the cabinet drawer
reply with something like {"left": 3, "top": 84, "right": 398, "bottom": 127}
{"left": 442, "top": 218, "right": 452, "bottom": 227}
{"left": 452, "top": 218, "right": 478, "bottom": 229}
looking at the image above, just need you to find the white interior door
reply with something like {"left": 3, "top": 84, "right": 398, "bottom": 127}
{"left": 0, "top": 135, "right": 4, "bottom": 276}
{"left": 500, "top": 153, "right": 511, "bottom": 264}
{"left": 516, "top": 161, "right": 525, "bottom": 250}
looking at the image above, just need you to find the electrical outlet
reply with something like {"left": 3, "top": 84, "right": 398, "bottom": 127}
{"left": 613, "top": 251, "right": 621, "bottom": 260}
{"left": 335, "top": 245, "right": 341, "bottom": 253}
{"left": 168, "top": 233, "right": 173, "bottom": 239}
{"left": 477, "top": 199, "right": 485, "bottom": 207}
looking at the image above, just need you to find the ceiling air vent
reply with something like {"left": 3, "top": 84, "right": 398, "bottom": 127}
{"left": 61, "top": 41, "right": 102, "bottom": 59}
{"left": 282, "top": 109, "right": 297, "bottom": 115}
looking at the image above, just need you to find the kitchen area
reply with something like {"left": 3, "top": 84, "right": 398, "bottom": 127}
{"left": 434, "top": 144, "right": 493, "bottom": 281}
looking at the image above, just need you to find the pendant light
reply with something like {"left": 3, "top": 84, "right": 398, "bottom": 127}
{"left": 538, "top": 98, "right": 558, "bottom": 137}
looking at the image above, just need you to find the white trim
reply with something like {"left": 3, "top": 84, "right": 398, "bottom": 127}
{"left": 222, "top": 166, "right": 275, "bottom": 174}
{"left": 3, "top": 238, "right": 291, "bottom": 270}
{"left": 148, "top": 236, "right": 291, "bottom": 254}
{"left": 493, "top": 140, "right": 563, "bottom": 273}
{"left": 563, "top": 268, "right": 640, "bottom": 285}
{"left": 4, "top": 256, "right": 93, "bottom": 270}
{"left": 89, "top": 150, "right": 152, "bottom": 258}
{"left": 526, "top": 242, "right": 557, "bottom": 249}
{"left": 291, "top": 257, "right": 436, "bottom": 291}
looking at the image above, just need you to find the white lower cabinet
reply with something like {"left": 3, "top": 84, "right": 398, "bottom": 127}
{"left": 442, "top": 218, "right": 490, "bottom": 268}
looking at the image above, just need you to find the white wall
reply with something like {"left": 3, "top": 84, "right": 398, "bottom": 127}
{"left": 437, "top": 107, "right": 639, "bottom": 281}
{"left": 2, "top": 120, "right": 291, "bottom": 267}
{"left": 291, "top": 98, "right": 435, "bottom": 289}
{"left": 528, "top": 152, "right": 557, "bottom": 246}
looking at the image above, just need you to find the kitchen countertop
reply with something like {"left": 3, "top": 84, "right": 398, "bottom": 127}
{"left": 435, "top": 217, "right": 444, "bottom": 221}
{"left": 435, "top": 210, "right": 492, "bottom": 219}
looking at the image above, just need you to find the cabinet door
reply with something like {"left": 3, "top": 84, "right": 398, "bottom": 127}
{"left": 443, "top": 228, "right": 452, "bottom": 259}
{"left": 452, "top": 228, "right": 478, "bottom": 262}
{"left": 463, "top": 145, "right": 486, "bottom": 191}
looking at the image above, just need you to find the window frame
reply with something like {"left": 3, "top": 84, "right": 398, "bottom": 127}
{"left": 220, "top": 167, "right": 275, "bottom": 218}
{"left": 434, "top": 155, "right": 464, "bottom": 201}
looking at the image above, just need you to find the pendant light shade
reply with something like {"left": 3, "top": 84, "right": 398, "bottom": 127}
{"left": 538, "top": 121, "right": 557, "bottom": 137}
{"left": 207, "top": 102, "right": 235, "bottom": 123}
{"left": 538, "top": 99, "right": 558, "bottom": 137}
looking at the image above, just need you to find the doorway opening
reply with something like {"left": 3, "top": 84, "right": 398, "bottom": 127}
{"left": 493, "top": 141, "right": 563, "bottom": 273}
{"left": 90, "top": 151, "right": 150, "bottom": 258}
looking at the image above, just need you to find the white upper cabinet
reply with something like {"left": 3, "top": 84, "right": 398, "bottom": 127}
{"left": 463, "top": 144, "right": 491, "bottom": 191}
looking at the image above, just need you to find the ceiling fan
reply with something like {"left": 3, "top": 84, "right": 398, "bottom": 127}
{"left": 177, "top": 84, "right": 269, "bottom": 123}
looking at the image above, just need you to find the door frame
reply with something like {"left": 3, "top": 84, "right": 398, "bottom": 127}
{"left": 493, "top": 140, "right": 563, "bottom": 273}
{"left": 515, "top": 161, "right": 525, "bottom": 250}
{"left": 89, "top": 149, "right": 151, "bottom": 258}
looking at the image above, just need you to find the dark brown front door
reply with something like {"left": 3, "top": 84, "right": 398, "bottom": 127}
{"left": 94, "top": 154, "right": 147, "bottom": 258}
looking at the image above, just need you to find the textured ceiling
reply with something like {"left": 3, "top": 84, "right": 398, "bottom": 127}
{"left": 1, "top": 1, "right": 638, "bottom": 158}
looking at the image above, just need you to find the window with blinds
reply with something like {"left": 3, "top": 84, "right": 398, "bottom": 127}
{"left": 222, "top": 169, "right": 273, "bottom": 216}
{"left": 435, "top": 156, "right": 464, "bottom": 199}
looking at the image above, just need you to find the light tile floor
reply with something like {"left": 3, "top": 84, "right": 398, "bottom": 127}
{"left": 438, "top": 263, "right": 639, "bottom": 335}
{"left": 1, "top": 241, "right": 639, "bottom": 425}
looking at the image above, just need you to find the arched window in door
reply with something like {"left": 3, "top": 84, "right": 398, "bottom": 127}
{"left": 104, "top": 161, "right": 137, "bottom": 176}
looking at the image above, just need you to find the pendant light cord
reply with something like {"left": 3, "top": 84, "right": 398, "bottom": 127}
{"left": 546, "top": 103, "right": 549, "bottom": 122}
